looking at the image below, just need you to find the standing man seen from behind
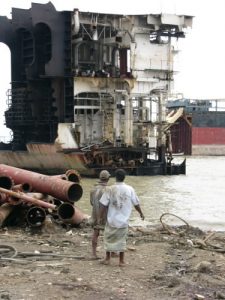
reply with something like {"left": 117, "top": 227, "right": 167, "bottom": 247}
{"left": 100, "top": 168, "right": 144, "bottom": 267}
{"left": 90, "top": 170, "right": 110, "bottom": 259}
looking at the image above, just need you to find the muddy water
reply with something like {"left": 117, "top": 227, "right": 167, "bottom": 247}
{"left": 77, "top": 156, "right": 225, "bottom": 231}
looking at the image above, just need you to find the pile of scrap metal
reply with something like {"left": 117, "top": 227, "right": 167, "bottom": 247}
{"left": 0, "top": 164, "right": 89, "bottom": 228}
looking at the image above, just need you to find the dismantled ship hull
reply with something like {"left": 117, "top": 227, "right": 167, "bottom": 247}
{"left": 0, "top": 145, "right": 89, "bottom": 175}
{"left": 0, "top": 144, "right": 186, "bottom": 176}
{"left": 0, "top": 3, "right": 192, "bottom": 176}
{"left": 167, "top": 99, "right": 225, "bottom": 156}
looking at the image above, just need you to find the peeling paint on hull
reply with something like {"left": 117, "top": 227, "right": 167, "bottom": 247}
{"left": 0, "top": 147, "right": 186, "bottom": 177}
{"left": 0, "top": 150, "right": 91, "bottom": 175}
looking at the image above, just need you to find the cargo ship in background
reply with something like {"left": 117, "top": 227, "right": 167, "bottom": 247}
{"left": 167, "top": 98, "right": 225, "bottom": 155}
{"left": 0, "top": 2, "right": 193, "bottom": 176}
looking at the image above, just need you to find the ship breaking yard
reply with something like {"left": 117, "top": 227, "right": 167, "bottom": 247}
{"left": 0, "top": 2, "right": 225, "bottom": 300}
{"left": 0, "top": 166, "right": 225, "bottom": 300}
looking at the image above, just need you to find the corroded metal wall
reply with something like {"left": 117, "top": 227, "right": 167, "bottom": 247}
{"left": 170, "top": 116, "right": 192, "bottom": 155}
{"left": 0, "top": 3, "right": 74, "bottom": 150}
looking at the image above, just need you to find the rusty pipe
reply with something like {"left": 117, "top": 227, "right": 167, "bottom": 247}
{"left": 47, "top": 198, "right": 63, "bottom": 222}
{"left": 26, "top": 206, "right": 46, "bottom": 227}
{"left": 65, "top": 169, "right": 81, "bottom": 183}
{"left": 12, "top": 183, "right": 32, "bottom": 193}
{"left": 0, "top": 176, "right": 16, "bottom": 204}
{"left": 0, "top": 164, "right": 83, "bottom": 202}
{"left": 51, "top": 174, "right": 68, "bottom": 180}
{"left": 0, "top": 192, "right": 22, "bottom": 206}
{"left": 48, "top": 198, "right": 63, "bottom": 207}
{"left": 26, "top": 192, "right": 46, "bottom": 200}
{"left": 0, "top": 192, "right": 8, "bottom": 204}
{"left": 0, "top": 203, "right": 15, "bottom": 226}
{"left": 6, "top": 196, "right": 23, "bottom": 206}
{"left": 57, "top": 203, "right": 88, "bottom": 225}
{"left": 0, "top": 176, "right": 14, "bottom": 189}
{"left": 0, "top": 187, "right": 56, "bottom": 210}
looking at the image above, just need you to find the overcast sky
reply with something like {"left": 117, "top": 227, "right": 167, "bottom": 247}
{"left": 0, "top": 0, "right": 225, "bottom": 137}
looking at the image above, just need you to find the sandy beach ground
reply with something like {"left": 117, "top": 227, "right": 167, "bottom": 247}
{"left": 0, "top": 219, "right": 225, "bottom": 300}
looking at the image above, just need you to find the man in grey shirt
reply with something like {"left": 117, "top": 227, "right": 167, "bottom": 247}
{"left": 90, "top": 170, "right": 110, "bottom": 259}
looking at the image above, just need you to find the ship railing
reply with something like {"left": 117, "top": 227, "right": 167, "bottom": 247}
{"left": 80, "top": 140, "right": 110, "bottom": 152}
{"left": 80, "top": 144, "right": 98, "bottom": 151}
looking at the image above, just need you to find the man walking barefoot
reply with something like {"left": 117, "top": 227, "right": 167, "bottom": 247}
{"left": 100, "top": 169, "right": 144, "bottom": 266}
{"left": 90, "top": 170, "right": 110, "bottom": 259}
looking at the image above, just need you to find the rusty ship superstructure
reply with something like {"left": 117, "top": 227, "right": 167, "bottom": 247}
{"left": 0, "top": 3, "right": 192, "bottom": 176}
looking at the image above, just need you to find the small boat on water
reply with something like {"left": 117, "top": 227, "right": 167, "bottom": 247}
{"left": 0, "top": 2, "right": 192, "bottom": 176}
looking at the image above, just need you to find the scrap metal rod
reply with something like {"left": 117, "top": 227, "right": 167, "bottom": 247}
{"left": 17, "top": 252, "right": 85, "bottom": 259}
{"left": 0, "top": 187, "right": 56, "bottom": 210}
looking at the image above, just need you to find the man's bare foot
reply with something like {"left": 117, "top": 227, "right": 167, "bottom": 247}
{"left": 100, "top": 259, "right": 110, "bottom": 265}
{"left": 91, "top": 255, "right": 101, "bottom": 260}
{"left": 119, "top": 261, "right": 126, "bottom": 267}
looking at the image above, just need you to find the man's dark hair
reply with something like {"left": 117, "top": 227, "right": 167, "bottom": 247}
{"left": 115, "top": 169, "right": 126, "bottom": 182}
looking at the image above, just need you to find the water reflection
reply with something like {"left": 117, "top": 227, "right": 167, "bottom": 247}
{"left": 77, "top": 156, "right": 225, "bottom": 231}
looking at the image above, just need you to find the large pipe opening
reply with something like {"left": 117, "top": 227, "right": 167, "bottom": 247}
{"left": 58, "top": 202, "right": 87, "bottom": 225}
{"left": 21, "top": 183, "right": 32, "bottom": 192}
{"left": 58, "top": 202, "right": 74, "bottom": 220}
{"left": 26, "top": 207, "right": 46, "bottom": 227}
{"left": 13, "top": 183, "right": 32, "bottom": 193}
{"left": 0, "top": 176, "right": 14, "bottom": 189}
{"left": 67, "top": 183, "right": 83, "bottom": 202}
{"left": 65, "top": 170, "right": 81, "bottom": 183}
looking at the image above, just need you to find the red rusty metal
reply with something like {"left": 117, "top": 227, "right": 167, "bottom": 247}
{"left": 0, "top": 176, "right": 18, "bottom": 204}
{"left": 0, "top": 187, "right": 56, "bottom": 210}
{"left": 65, "top": 169, "right": 81, "bottom": 183}
{"left": 51, "top": 174, "right": 68, "bottom": 180}
{"left": 0, "top": 203, "right": 15, "bottom": 226}
{"left": 57, "top": 202, "right": 89, "bottom": 225}
{"left": 51, "top": 169, "right": 81, "bottom": 183}
{"left": 52, "top": 170, "right": 81, "bottom": 183}
{"left": 12, "top": 183, "right": 32, "bottom": 193}
{"left": 48, "top": 197, "right": 63, "bottom": 207}
{"left": 0, "top": 193, "right": 8, "bottom": 204}
{"left": 170, "top": 116, "right": 192, "bottom": 155}
{"left": 0, "top": 144, "right": 89, "bottom": 175}
{"left": 0, "top": 164, "right": 83, "bottom": 202}
{"left": 47, "top": 198, "right": 63, "bottom": 220}
{"left": 6, "top": 195, "right": 23, "bottom": 206}
{"left": 120, "top": 48, "right": 128, "bottom": 76}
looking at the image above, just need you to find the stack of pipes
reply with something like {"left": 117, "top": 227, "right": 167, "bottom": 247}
{"left": 0, "top": 165, "right": 88, "bottom": 228}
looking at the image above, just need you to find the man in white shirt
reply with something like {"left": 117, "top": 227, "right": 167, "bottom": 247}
{"left": 99, "top": 168, "right": 144, "bottom": 266}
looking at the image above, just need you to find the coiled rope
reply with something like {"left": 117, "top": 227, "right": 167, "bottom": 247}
{"left": 160, "top": 213, "right": 189, "bottom": 235}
